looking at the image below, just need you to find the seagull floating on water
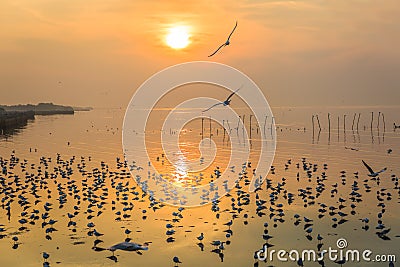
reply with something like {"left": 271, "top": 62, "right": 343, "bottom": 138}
{"left": 173, "top": 256, "right": 182, "bottom": 266}
{"left": 42, "top": 252, "right": 50, "bottom": 262}
{"left": 361, "top": 160, "right": 387, "bottom": 177}
{"left": 208, "top": 21, "right": 238, "bottom": 57}
{"left": 202, "top": 86, "right": 242, "bottom": 112}
{"left": 99, "top": 241, "right": 150, "bottom": 256}
{"left": 197, "top": 233, "right": 204, "bottom": 241}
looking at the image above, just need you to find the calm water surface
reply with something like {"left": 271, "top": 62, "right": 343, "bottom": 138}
{"left": 0, "top": 106, "right": 399, "bottom": 267}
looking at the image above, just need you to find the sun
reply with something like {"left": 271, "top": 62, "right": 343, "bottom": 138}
{"left": 166, "top": 26, "right": 190, "bottom": 49}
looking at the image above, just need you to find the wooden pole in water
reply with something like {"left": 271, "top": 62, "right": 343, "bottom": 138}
{"left": 370, "top": 112, "right": 374, "bottom": 143}
{"left": 377, "top": 111, "right": 381, "bottom": 130}
{"left": 249, "top": 115, "right": 253, "bottom": 140}
{"left": 356, "top": 113, "right": 361, "bottom": 132}
{"left": 316, "top": 115, "right": 321, "bottom": 131}
{"left": 382, "top": 113, "right": 386, "bottom": 132}
{"left": 264, "top": 115, "right": 268, "bottom": 137}
{"left": 271, "top": 116, "right": 275, "bottom": 136}
{"left": 312, "top": 115, "right": 315, "bottom": 142}
{"left": 226, "top": 120, "right": 231, "bottom": 135}
{"left": 201, "top": 117, "right": 204, "bottom": 138}
{"left": 223, "top": 119, "right": 226, "bottom": 139}
{"left": 312, "top": 115, "right": 315, "bottom": 136}
{"left": 337, "top": 116, "right": 340, "bottom": 141}
{"left": 328, "top": 113, "right": 331, "bottom": 143}
{"left": 209, "top": 116, "right": 212, "bottom": 139}
{"left": 242, "top": 115, "right": 245, "bottom": 138}
{"left": 370, "top": 112, "right": 374, "bottom": 129}
{"left": 352, "top": 113, "right": 356, "bottom": 131}
{"left": 328, "top": 113, "right": 331, "bottom": 131}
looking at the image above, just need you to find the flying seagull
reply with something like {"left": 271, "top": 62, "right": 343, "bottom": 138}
{"left": 208, "top": 21, "right": 238, "bottom": 57}
{"left": 202, "top": 86, "right": 242, "bottom": 112}
{"left": 361, "top": 160, "right": 387, "bottom": 177}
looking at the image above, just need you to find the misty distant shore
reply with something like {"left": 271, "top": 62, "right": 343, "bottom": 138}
{"left": 0, "top": 103, "right": 92, "bottom": 133}
{"left": 1, "top": 102, "right": 74, "bottom": 115}
{"left": 0, "top": 108, "right": 34, "bottom": 132}
{"left": 72, "top": 106, "right": 93, "bottom": 112}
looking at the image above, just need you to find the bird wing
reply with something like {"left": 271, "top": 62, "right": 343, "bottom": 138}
{"left": 226, "top": 21, "right": 238, "bottom": 41}
{"left": 208, "top": 44, "right": 226, "bottom": 57}
{"left": 226, "top": 85, "right": 242, "bottom": 101}
{"left": 202, "top": 102, "right": 223, "bottom": 112}
{"left": 377, "top": 167, "right": 387, "bottom": 174}
{"left": 362, "top": 160, "right": 375, "bottom": 174}
{"left": 108, "top": 242, "right": 132, "bottom": 251}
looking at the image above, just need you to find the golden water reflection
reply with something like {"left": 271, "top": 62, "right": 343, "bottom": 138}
{"left": 0, "top": 107, "right": 399, "bottom": 266}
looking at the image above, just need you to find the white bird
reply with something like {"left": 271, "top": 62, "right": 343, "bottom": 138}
{"left": 202, "top": 86, "right": 242, "bottom": 112}
{"left": 362, "top": 160, "right": 387, "bottom": 177}
{"left": 107, "top": 241, "right": 149, "bottom": 255}
{"left": 208, "top": 21, "right": 238, "bottom": 57}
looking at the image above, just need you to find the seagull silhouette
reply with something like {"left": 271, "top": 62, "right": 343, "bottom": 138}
{"left": 173, "top": 256, "right": 182, "bottom": 266}
{"left": 361, "top": 160, "right": 387, "bottom": 177}
{"left": 202, "top": 86, "right": 242, "bottom": 112}
{"left": 208, "top": 21, "right": 238, "bottom": 57}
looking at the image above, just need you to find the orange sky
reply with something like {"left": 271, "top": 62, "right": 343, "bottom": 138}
{"left": 0, "top": 0, "right": 399, "bottom": 107}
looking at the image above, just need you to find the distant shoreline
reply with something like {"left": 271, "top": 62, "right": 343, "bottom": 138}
{"left": 0, "top": 102, "right": 74, "bottom": 115}
{"left": 72, "top": 106, "right": 93, "bottom": 112}
{"left": 0, "top": 109, "right": 34, "bottom": 131}
{"left": 0, "top": 103, "right": 94, "bottom": 115}
{"left": 0, "top": 103, "right": 92, "bottom": 132}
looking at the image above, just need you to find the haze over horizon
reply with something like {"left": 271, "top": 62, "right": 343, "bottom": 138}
{"left": 1, "top": 0, "right": 399, "bottom": 108}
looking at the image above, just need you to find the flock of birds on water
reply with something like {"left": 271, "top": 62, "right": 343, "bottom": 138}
{"left": 0, "top": 146, "right": 398, "bottom": 266}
